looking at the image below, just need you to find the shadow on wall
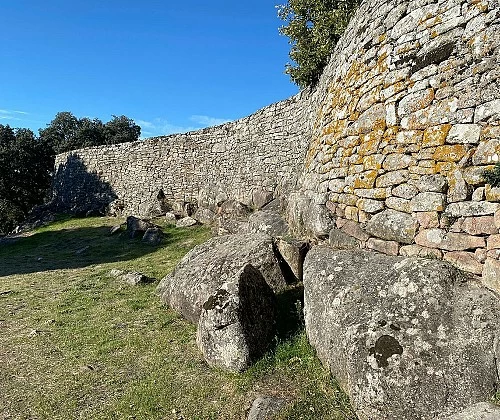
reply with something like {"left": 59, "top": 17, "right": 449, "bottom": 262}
{"left": 51, "top": 154, "right": 117, "bottom": 216}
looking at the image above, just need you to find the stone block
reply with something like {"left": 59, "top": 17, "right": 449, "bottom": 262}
{"left": 383, "top": 154, "right": 415, "bottom": 170}
{"left": 356, "top": 198, "right": 385, "bottom": 214}
{"left": 340, "top": 220, "right": 370, "bottom": 242}
{"left": 415, "top": 229, "right": 486, "bottom": 251}
{"left": 385, "top": 196, "right": 411, "bottom": 213}
{"left": 486, "top": 234, "right": 500, "bottom": 250}
{"left": 443, "top": 251, "right": 483, "bottom": 275}
{"left": 422, "top": 124, "right": 451, "bottom": 147}
{"left": 416, "top": 211, "right": 440, "bottom": 229}
{"left": 433, "top": 145, "right": 468, "bottom": 162}
{"left": 366, "top": 238, "right": 399, "bottom": 255}
{"left": 400, "top": 244, "right": 442, "bottom": 259}
{"left": 417, "top": 174, "right": 448, "bottom": 192}
{"left": 376, "top": 170, "right": 409, "bottom": 187}
{"left": 410, "top": 192, "right": 446, "bottom": 212}
{"left": 392, "top": 183, "right": 419, "bottom": 199}
{"left": 446, "top": 124, "right": 481, "bottom": 144}
{"left": 447, "top": 170, "right": 469, "bottom": 203}
{"left": 461, "top": 216, "right": 497, "bottom": 235}
{"left": 485, "top": 184, "right": 500, "bottom": 202}
{"left": 481, "top": 258, "right": 500, "bottom": 295}
{"left": 329, "top": 228, "right": 360, "bottom": 250}
{"left": 365, "top": 209, "right": 418, "bottom": 244}
{"left": 445, "top": 201, "right": 500, "bottom": 217}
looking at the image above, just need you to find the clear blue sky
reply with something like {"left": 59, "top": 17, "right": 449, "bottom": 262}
{"left": 0, "top": 1, "right": 298, "bottom": 138}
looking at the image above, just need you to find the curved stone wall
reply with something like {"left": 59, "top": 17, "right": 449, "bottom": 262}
{"left": 52, "top": 0, "right": 500, "bottom": 280}
{"left": 291, "top": 0, "right": 500, "bottom": 281}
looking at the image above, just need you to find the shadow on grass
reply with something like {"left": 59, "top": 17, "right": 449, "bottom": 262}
{"left": 0, "top": 224, "right": 190, "bottom": 277}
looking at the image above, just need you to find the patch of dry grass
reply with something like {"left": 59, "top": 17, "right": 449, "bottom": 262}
{"left": 0, "top": 216, "right": 356, "bottom": 419}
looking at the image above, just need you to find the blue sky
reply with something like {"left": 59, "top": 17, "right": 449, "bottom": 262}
{"left": 0, "top": 1, "right": 298, "bottom": 138}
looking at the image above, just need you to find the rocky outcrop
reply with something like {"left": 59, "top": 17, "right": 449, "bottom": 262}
{"left": 196, "top": 264, "right": 275, "bottom": 372}
{"left": 303, "top": 247, "right": 500, "bottom": 420}
{"left": 156, "top": 233, "right": 289, "bottom": 371}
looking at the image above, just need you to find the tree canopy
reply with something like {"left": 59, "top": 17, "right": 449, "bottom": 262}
{"left": 39, "top": 112, "right": 141, "bottom": 154}
{"left": 278, "top": 0, "right": 361, "bottom": 88}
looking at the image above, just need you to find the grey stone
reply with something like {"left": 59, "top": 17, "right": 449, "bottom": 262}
{"left": 248, "top": 210, "right": 289, "bottom": 237}
{"left": 122, "top": 271, "right": 152, "bottom": 285}
{"left": 176, "top": 216, "right": 198, "bottom": 228}
{"left": 410, "top": 192, "right": 446, "bottom": 212}
{"left": 126, "top": 216, "right": 154, "bottom": 238}
{"left": 252, "top": 189, "right": 274, "bottom": 210}
{"left": 109, "top": 224, "right": 123, "bottom": 235}
{"left": 445, "top": 202, "right": 500, "bottom": 217}
{"left": 157, "top": 233, "right": 287, "bottom": 324}
{"left": 365, "top": 209, "right": 419, "bottom": 244}
{"left": 165, "top": 212, "right": 177, "bottom": 223}
{"left": 440, "top": 402, "right": 500, "bottom": 420}
{"left": 196, "top": 264, "right": 276, "bottom": 372}
{"left": 286, "top": 192, "right": 335, "bottom": 239}
{"left": 276, "top": 237, "right": 309, "bottom": 281}
{"left": 329, "top": 228, "right": 360, "bottom": 250}
{"left": 304, "top": 247, "right": 500, "bottom": 420}
{"left": 193, "top": 207, "right": 217, "bottom": 225}
{"left": 417, "top": 175, "right": 448, "bottom": 193}
{"left": 142, "top": 227, "right": 163, "bottom": 245}
{"left": 247, "top": 396, "right": 288, "bottom": 420}
{"left": 446, "top": 124, "right": 481, "bottom": 144}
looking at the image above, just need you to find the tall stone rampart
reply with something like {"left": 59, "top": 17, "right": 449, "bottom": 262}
{"left": 52, "top": 0, "right": 500, "bottom": 281}
{"left": 288, "top": 0, "right": 500, "bottom": 283}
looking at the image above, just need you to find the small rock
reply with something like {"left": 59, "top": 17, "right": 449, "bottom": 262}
{"left": 176, "top": 217, "right": 198, "bottom": 228}
{"left": 109, "top": 224, "right": 123, "bottom": 235}
{"left": 165, "top": 212, "right": 177, "bottom": 223}
{"left": 126, "top": 216, "right": 154, "bottom": 238}
{"left": 247, "top": 396, "right": 288, "bottom": 420}
{"left": 109, "top": 269, "right": 125, "bottom": 278}
{"left": 122, "top": 272, "right": 151, "bottom": 286}
{"left": 142, "top": 227, "right": 163, "bottom": 245}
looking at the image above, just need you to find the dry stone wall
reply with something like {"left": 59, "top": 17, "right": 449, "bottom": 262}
{"left": 53, "top": 0, "right": 500, "bottom": 283}
{"left": 53, "top": 92, "right": 312, "bottom": 217}
{"left": 291, "top": 0, "right": 500, "bottom": 284}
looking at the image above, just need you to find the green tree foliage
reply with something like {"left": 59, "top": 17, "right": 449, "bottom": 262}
{"left": 0, "top": 113, "right": 141, "bottom": 234}
{"left": 278, "top": 0, "right": 361, "bottom": 88}
{"left": 0, "top": 125, "right": 53, "bottom": 234}
{"left": 483, "top": 163, "right": 500, "bottom": 187}
{"left": 39, "top": 112, "right": 141, "bottom": 154}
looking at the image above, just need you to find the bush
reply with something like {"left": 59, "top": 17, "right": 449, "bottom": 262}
{"left": 483, "top": 162, "right": 500, "bottom": 187}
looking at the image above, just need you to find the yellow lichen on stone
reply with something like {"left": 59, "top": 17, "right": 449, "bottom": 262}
{"left": 352, "top": 170, "right": 379, "bottom": 189}
{"left": 433, "top": 145, "right": 468, "bottom": 162}
{"left": 423, "top": 124, "right": 451, "bottom": 147}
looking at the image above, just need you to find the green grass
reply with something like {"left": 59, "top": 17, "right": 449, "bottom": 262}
{"left": 0, "top": 216, "right": 356, "bottom": 419}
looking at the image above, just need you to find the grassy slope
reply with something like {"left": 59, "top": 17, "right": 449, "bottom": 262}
{"left": 0, "top": 216, "right": 355, "bottom": 420}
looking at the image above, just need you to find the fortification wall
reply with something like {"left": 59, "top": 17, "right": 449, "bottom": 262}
{"left": 291, "top": 0, "right": 500, "bottom": 281}
{"left": 52, "top": 0, "right": 500, "bottom": 280}
{"left": 53, "top": 92, "right": 313, "bottom": 216}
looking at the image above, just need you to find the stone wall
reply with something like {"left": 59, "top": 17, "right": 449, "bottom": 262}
{"left": 53, "top": 91, "right": 312, "bottom": 216}
{"left": 290, "top": 0, "right": 500, "bottom": 283}
{"left": 52, "top": 0, "right": 500, "bottom": 281}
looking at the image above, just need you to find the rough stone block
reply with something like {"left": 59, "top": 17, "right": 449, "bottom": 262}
{"left": 365, "top": 209, "right": 418, "bottom": 244}
{"left": 410, "top": 192, "right": 446, "bottom": 212}
{"left": 481, "top": 258, "right": 500, "bottom": 295}
{"left": 443, "top": 251, "right": 483, "bottom": 275}
{"left": 415, "top": 229, "right": 486, "bottom": 251}
{"left": 446, "top": 124, "right": 481, "bottom": 144}
{"left": 366, "top": 238, "right": 399, "bottom": 255}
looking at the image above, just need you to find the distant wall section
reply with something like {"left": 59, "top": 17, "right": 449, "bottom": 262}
{"left": 53, "top": 92, "right": 312, "bottom": 216}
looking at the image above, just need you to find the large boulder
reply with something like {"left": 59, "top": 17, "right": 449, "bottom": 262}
{"left": 196, "top": 264, "right": 275, "bottom": 372}
{"left": 157, "top": 233, "right": 288, "bottom": 324}
{"left": 248, "top": 210, "right": 289, "bottom": 237}
{"left": 303, "top": 247, "right": 500, "bottom": 420}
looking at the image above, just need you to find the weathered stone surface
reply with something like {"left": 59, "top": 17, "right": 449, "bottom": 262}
{"left": 340, "top": 220, "right": 370, "bottom": 242}
{"left": 417, "top": 175, "right": 448, "bottom": 193}
{"left": 365, "top": 210, "right": 418, "bottom": 244}
{"left": 329, "top": 228, "right": 360, "bottom": 250}
{"left": 392, "top": 183, "right": 419, "bottom": 199}
{"left": 126, "top": 216, "right": 154, "bottom": 238}
{"left": 157, "top": 233, "right": 286, "bottom": 324}
{"left": 366, "top": 238, "right": 399, "bottom": 255}
{"left": 287, "top": 193, "right": 335, "bottom": 238}
{"left": 248, "top": 210, "right": 289, "bottom": 237}
{"left": 443, "top": 251, "right": 483, "bottom": 275}
{"left": 276, "top": 237, "right": 309, "bottom": 281}
{"left": 252, "top": 189, "right": 274, "bottom": 210}
{"left": 165, "top": 212, "right": 177, "bottom": 223}
{"left": 481, "top": 258, "right": 500, "bottom": 295}
{"left": 461, "top": 216, "right": 497, "bottom": 236}
{"left": 446, "top": 124, "right": 481, "bottom": 144}
{"left": 357, "top": 198, "right": 385, "bottom": 213}
{"left": 472, "top": 139, "right": 500, "bottom": 165}
{"left": 376, "top": 170, "right": 409, "bottom": 188}
{"left": 142, "top": 227, "right": 163, "bottom": 245}
{"left": 445, "top": 202, "right": 500, "bottom": 217}
{"left": 176, "top": 216, "right": 198, "bottom": 228}
{"left": 485, "top": 185, "right": 500, "bottom": 202}
{"left": 385, "top": 196, "right": 411, "bottom": 213}
{"left": 410, "top": 192, "right": 446, "bottom": 212}
{"left": 440, "top": 402, "right": 500, "bottom": 420}
{"left": 487, "top": 234, "right": 500, "bottom": 250}
{"left": 196, "top": 264, "right": 275, "bottom": 372}
{"left": 247, "top": 396, "right": 288, "bottom": 420}
{"left": 416, "top": 211, "right": 440, "bottom": 229}
{"left": 304, "top": 248, "right": 500, "bottom": 420}
{"left": 399, "top": 244, "right": 442, "bottom": 259}
{"left": 415, "top": 229, "right": 486, "bottom": 251}
{"left": 193, "top": 207, "right": 217, "bottom": 225}
{"left": 119, "top": 271, "right": 152, "bottom": 285}
{"left": 448, "top": 170, "right": 469, "bottom": 203}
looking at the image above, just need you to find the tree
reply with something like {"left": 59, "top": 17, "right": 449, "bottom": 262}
{"left": 103, "top": 115, "right": 141, "bottom": 145}
{"left": 0, "top": 125, "right": 53, "bottom": 234}
{"left": 39, "top": 112, "right": 141, "bottom": 154}
{"left": 278, "top": 0, "right": 361, "bottom": 88}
